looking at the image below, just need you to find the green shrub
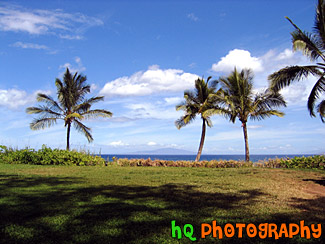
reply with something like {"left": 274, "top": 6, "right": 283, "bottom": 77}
{"left": 255, "top": 155, "right": 325, "bottom": 170}
{"left": 0, "top": 145, "right": 105, "bottom": 166}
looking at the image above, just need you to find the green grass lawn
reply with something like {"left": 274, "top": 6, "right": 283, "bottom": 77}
{"left": 0, "top": 163, "right": 324, "bottom": 243}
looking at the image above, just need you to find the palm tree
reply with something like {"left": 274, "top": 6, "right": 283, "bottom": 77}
{"left": 269, "top": 0, "right": 325, "bottom": 121}
{"left": 26, "top": 68, "right": 112, "bottom": 150}
{"left": 206, "top": 68, "right": 286, "bottom": 162}
{"left": 175, "top": 77, "right": 219, "bottom": 162}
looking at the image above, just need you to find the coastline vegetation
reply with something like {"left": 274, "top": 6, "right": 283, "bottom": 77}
{"left": 1, "top": 145, "right": 324, "bottom": 170}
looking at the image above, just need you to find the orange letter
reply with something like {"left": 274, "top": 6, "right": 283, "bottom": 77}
{"left": 258, "top": 223, "right": 268, "bottom": 239}
{"left": 289, "top": 223, "right": 300, "bottom": 238}
{"left": 300, "top": 220, "right": 311, "bottom": 239}
{"left": 268, "top": 223, "right": 279, "bottom": 239}
{"left": 278, "top": 224, "right": 289, "bottom": 238}
{"left": 212, "top": 220, "right": 223, "bottom": 239}
{"left": 246, "top": 224, "right": 257, "bottom": 238}
{"left": 224, "top": 224, "right": 235, "bottom": 238}
{"left": 311, "top": 224, "right": 322, "bottom": 239}
{"left": 201, "top": 223, "right": 211, "bottom": 238}
{"left": 236, "top": 224, "right": 245, "bottom": 238}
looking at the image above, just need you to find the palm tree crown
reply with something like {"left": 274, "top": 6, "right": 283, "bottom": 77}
{"left": 175, "top": 77, "right": 219, "bottom": 161}
{"left": 206, "top": 68, "right": 286, "bottom": 161}
{"left": 269, "top": 0, "right": 325, "bottom": 121}
{"left": 26, "top": 68, "right": 113, "bottom": 150}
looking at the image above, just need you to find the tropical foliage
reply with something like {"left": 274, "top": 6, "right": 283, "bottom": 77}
{"left": 26, "top": 68, "right": 112, "bottom": 150}
{"left": 269, "top": 0, "right": 325, "bottom": 122}
{"left": 0, "top": 145, "right": 105, "bottom": 166}
{"left": 175, "top": 77, "right": 221, "bottom": 161}
{"left": 206, "top": 68, "right": 286, "bottom": 162}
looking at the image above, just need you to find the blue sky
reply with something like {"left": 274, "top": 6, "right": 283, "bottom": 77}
{"left": 0, "top": 0, "right": 323, "bottom": 155}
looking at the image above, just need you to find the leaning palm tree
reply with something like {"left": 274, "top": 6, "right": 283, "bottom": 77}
{"left": 206, "top": 68, "right": 286, "bottom": 162}
{"left": 26, "top": 68, "right": 112, "bottom": 150}
{"left": 175, "top": 77, "right": 220, "bottom": 162}
{"left": 269, "top": 0, "right": 325, "bottom": 121}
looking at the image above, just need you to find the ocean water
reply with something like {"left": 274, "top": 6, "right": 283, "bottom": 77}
{"left": 99, "top": 154, "right": 317, "bottom": 163}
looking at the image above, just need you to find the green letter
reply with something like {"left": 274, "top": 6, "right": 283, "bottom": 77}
{"left": 171, "top": 220, "right": 182, "bottom": 239}
{"left": 184, "top": 224, "right": 196, "bottom": 241}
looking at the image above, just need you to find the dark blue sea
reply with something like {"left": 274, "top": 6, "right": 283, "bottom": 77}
{"left": 99, "top": 154, "right": 318, "bottom": 163}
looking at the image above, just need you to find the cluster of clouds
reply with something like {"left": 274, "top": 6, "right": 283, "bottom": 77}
{"left": 99, "top": 48, "right": 313, "bottom": 107}
{"left": 99, "top": 65, "right": 199, "bottom": 97}
{"left": 1, "top": 48, "right": 314, "bottom": 111}
{"left": 0, "top": 3, "right": 103, "bottom": 38}
{"left": 210, "top": 48, "right": 314, "bottom": 105}
{"left": 0, "top": 89, "right": 50, "bottom": 110}
{"left": 11, "top": 41, "right": 48, "bottom": 50}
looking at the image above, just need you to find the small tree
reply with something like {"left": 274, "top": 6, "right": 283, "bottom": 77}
{"left": 206, "top": 68, "right": 286, "bottom": 162}
{"left": 175, "top": 77, "right": 220, "bottom": 161}
{"left": 26, "top": 68, "right": 112, "bottom": 150}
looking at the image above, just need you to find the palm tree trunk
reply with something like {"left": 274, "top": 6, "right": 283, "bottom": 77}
{"left": 195, "top": 119, "right": 206, "bottom": 162}
{"left": 66, "top": 123, "right": 71, "bottom": 151}
{"left": 242, "top": 122, "right": 250, "bottom": 162}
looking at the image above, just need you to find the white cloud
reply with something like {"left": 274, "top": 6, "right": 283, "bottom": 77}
{"left": 0, "top": 88, "right": 51, "bottom": 109}
{"left": 0, "top": 4, "right": 103, "bottom": 38}
{"left": 247, "top": 125, "right": 262, "bottom": 129}
{"left": 147, "top": 141, "right": 157, "bottom": 146}
{"left": 90, "top": 83, "right": 98, "bottom": 91}
{"left": 211, "top": 49, "right": 263, "bottom": 73}
{"left": 187, "top": 13, "right": 198, "bottom": 22}
{"left": 59, "top": 56, "right": 86, "bottom": 75}
{"left": 212, "top": 48, "right": 316, "bottom": 105}
{"left": 11, "top": 41, "right": 48, "bottom": 50}
{"left": 164, "top": 97, "right": 183, "bottom": 105}
{"left": 59, "top": 34, "right": 83, "bottom": 40}
{"left": 109, "top": 140, "right": 129, "bottom": 147}
{"left": 126, "top": 102, "right": 180, "bottom": 120}
{"left": 100, "top": 65, "right": 199, "bottom": 97}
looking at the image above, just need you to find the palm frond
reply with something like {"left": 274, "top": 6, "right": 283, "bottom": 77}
{"left": 81, "top": 109, "right": 113, "bottom": 119}
{"left": 269, "top": 65, "right": 322, "bottom": 91}
{"left": 26, "top": 106, "right": 62, "bottom": 117}
{"left": 30, "top": 117, "right": 58, "bottom": 130}
{"left": 36, "top": 93, "right": 63, "bottom": 113}
{"left": 286, "top": 15, "right": 325, "bottom": 61}
{"left": 74, "top": 96, "right": 105, "bottom": 113}
{"left": 250, "top": 110, "right": 284, "bottom": 121}
{"left": 175, "top": 113, "right": 196, "bottom": 129}
{"left": 313, "top": 0, "right": 325, "bottom": 51}
{"left": 253, "top": 89, "right": 287, "bottom": 111}
{"left": 317, "top": 99, "right": 325, "bottom": 122}
{"left": 205, "top": 117, "right": 213, "bottom": 128}
{"left": 307, "top": 75, "right": 325, "bottom": 116}
{"left": 73, "top": 119, "right": 93, "bottom": 142}
{"left": 203, "top": 107, "right": 231, "bottom": 120}
{"left": 65, "top": 112, "right": 83, "bottom": 120}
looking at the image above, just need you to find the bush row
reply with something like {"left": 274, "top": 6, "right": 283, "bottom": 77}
{"left": 0, "top": 145, "right": 105, "bottom": 166}
{"left": 112, "top": 155, "right": 325, "bottom": 169}
{"left": 254, "top": 155, "right": 325, "bottom": 170}
{"left": 114, "top": 157, "right": 253, "bottom": 168}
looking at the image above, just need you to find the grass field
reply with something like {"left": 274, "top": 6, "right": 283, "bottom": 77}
{"left": 0, "top": 163, "right": 324, "bottom": 243}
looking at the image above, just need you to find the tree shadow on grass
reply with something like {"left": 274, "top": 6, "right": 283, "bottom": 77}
{"left": 0, "top": 174, "right": 323, "bottom": 243}
{"left": 303, "top": 178, "right": 325, "bottom": 187}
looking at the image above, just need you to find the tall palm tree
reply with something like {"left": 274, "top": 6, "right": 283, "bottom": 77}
{"left": 175, "top": 77, "right": 219, "bottom": 162}
{"left": 269, "top": 0, "right": 325, "bottom": 121}
{"left": 26, "top": 68, "right": 112, "bottom": 150}
{"left": 206, "top": 68, "right": 286, "bottom": 162}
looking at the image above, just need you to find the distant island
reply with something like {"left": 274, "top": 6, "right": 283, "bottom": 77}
{"left": 132, "top": 148, "right": 195, "bottom": 155}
